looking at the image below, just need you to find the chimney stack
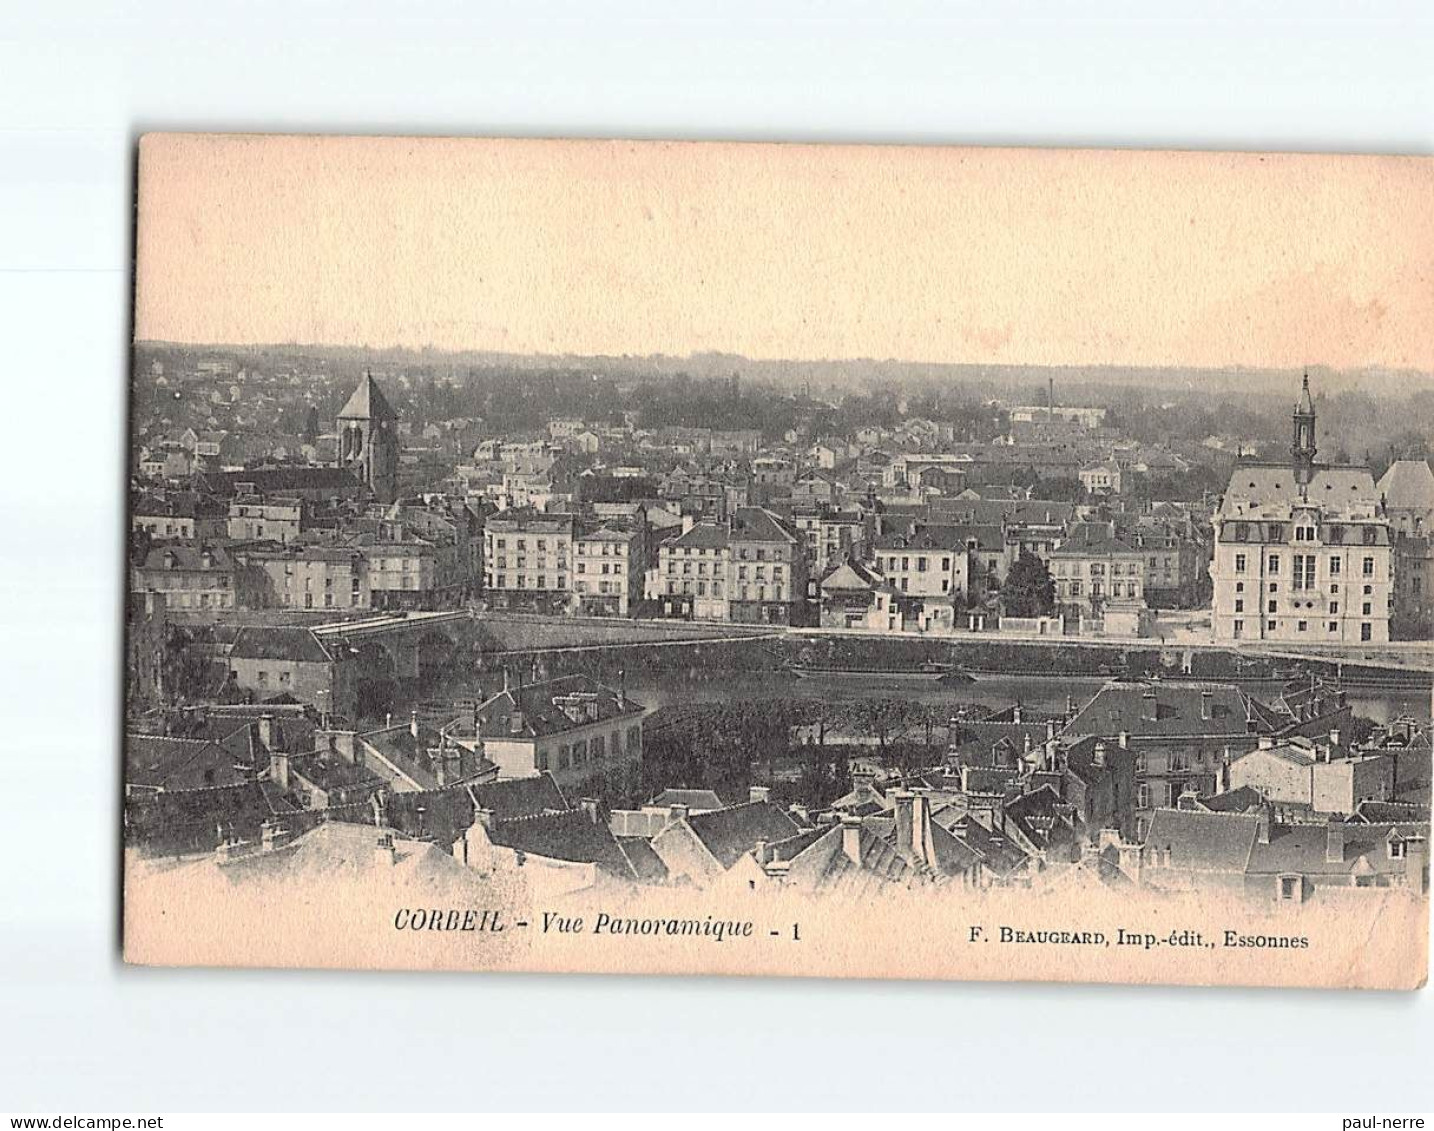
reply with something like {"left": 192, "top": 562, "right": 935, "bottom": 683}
{"left": 1200, "top": 690, "right": 1213, "bottom": 721}
{"left": 1012, "top": 702, "right": 1023, "bottom": 725}
{"left": 753, "top": 839, "right": 770, "bottom": 866}
{"left": 257, "top": 713, "right": 275, "bottom": 751}
{"left": 1325, "top": 823, "right": 1345, "bottom": 865}
{"left": 1093, "top": 741, "right": 1107, "bottom": 768}
{"left": 579, "top": 797, "right": 602, "bottom": 825}
{"left": 374, "top": 831, "right": 398, "bottom": 867}
{"left": 1117, "top": 730, "right": 1129, "bottom": 750}
{"left": 269, "top": 748, "right": 290, "bottom": 790}
{"left": 1329, "top": 728, "right": 1341, "bottom": 751}
{"left": 409, "top": 710, "right": 419, "bottom": 740}
{"left": 1142, "top": 688, "right": 1158, "bottom": 723}
{"left": 749, "top": 785, "right": 771, "bottom": 804}
{"left": 1258, "top": 735, "right": 1274, "bottom": 750}
{"left": 840, "top": 815, "right": 863, "bottom": 866}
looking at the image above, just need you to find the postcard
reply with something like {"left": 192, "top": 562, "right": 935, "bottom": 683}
{"left": 124, "top": 134, "right": 1431, "bottom": 988}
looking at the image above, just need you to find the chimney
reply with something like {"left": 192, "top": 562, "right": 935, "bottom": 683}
{"left": 269, "top": 748, "right": 290, "bottom": 790}
{"left": 618, "top": 667, "right": 627, "bottom": 709}
{"left": 1093, "top": 741, "right": 1107, "bottom": 768}
{"left": 260, "top": 819, "right": 291, "bottom": 853}
{"left": 1255, "top": 804, "right": 1272, "bottom": 845}
{"left": 1046, "top": 719, "right": 1057, "bottom": 743}
{"left": 911, "top": 790, "right": 933, "bottom": 865}
{"left": 1200, "top": 690, "right": 1213, "bottom": 721}
{"left": 1012, "top": 702, "right": 1023, "bottom": 725}
{"left": 682, "top": 514, "right": 696, "bottom": 535}
{"left": 788, "top": 802, "right": 809, "bottom": 825}
{"left": 840, "top": 814, "right": 863, "bottom": 866}
{"left": 1065, "top": 694, "right": 1076, "bottom": 717}
{"left": 1329, "top": 728, "right": 1341, "bottom": 751}
{"left": 473, "top": 807, "right": 495, "bottom": 831}
{"left": 753, "top": 839, "right": 770, "bottom": 866}
{"left": 1325, "top": 823, "right": 1345, "bottom": 865}
{"left": 580, "top": 797, "right": 601, "bottom": 825}
{"left": 1257, "top": 735, "right": 1274, "bottom": 750}
{"left": 374, "top": 831, "right": 398, "bottom": 867}
{"left": 668, "top": 803, "right": 690, "bottom": 825}
{"left": 892, "top": 790, "right": 915, "bottom": 859}
{"left": 1142, "top": 688, "right": 1158, "bottom": 723}
{"left": 257, "top": 713, "right": 275, "bottom": 750}
{"left": 1117, "top": 731, "right": 1129, "bottom": 750}
{"left": 748, "top": 785, "right": 771, "bottom": 804}
{"left": 409, "top": 711, "right": 419, "bottom": 740}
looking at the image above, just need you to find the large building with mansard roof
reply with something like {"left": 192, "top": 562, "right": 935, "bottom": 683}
{"left": 1210, "top": 375, "right": 1391, "bottom": 645}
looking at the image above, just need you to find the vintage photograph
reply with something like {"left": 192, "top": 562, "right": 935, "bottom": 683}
{"left": 123, "top": 135, "right": 1431, "bottom": 988}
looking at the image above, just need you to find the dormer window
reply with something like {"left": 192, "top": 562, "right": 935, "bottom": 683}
{"left": 1388, "top": 837, "right": 1407, "bottom": 861}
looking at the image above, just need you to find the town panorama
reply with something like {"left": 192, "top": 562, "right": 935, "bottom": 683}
{"left": 125, "top": 346, "right": 1432, "bottom": 906}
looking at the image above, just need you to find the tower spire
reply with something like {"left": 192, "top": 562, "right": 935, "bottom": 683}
{"left": 1292, "top": 370, "right": 1317, "bottom": 487}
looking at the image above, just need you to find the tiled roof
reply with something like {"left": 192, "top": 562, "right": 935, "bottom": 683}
{"left": 668, "top": 522, "right": 731, "bottom": 550}
{"left": 684, "top": 801, "right": 801, "bottom": 869}
{"left": 616, "top": 837, "right": 669, "bottom": 883}
{"left": 476, "top": 675, "right": 644, "bottom": 740}
{"left": 471, "top": 773, "right": 570, "bottom": 822}
{"left": 229, "top": 626, "right": 334, "bottom": 664}
{"left": 1377, "top": 460, "right": 1434, "bottom": 511}
{"left": 1247, "top": 823, "right": 1429, "bottom": 877}
{"left": 1199, "top": 786, "right": 1267, "bottom": 814}
{"left": 1218, "top": 464, "right": 1380, "bottom": 518}
{"left": 650, "top": 788, "right": 727, "bottom": 812}
{"left": 1065, "top": 680, "right": 1278, "bottom": 738}
{"left": 486, "top": 808, "right": 636, "bottom": 880}
{"left": 125, "top": 735, "right": 244, "bottom": 790}
{"left": 731, "top": 507, "right": 798, "bottom": 545}
{"left": 1142, "top": 808, "right": 1260, "bottom": 872}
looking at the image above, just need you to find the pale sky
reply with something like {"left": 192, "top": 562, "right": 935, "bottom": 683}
{"left": 135, "top": 135, "right": 1434, "bottom": 371}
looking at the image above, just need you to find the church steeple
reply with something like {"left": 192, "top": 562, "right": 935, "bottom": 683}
{"left": 337, "top": 371, "right": 399, "bottom": 503}
{"left": 1292, "top": 371, "right": 1317, "bottom": 486}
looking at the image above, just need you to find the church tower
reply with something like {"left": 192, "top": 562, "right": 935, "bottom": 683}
{"left": 1292, "top": 371, "right": 1317, "bottom": 487}
{"left": 337, "top": 372, "right": 399, "bottom": 503}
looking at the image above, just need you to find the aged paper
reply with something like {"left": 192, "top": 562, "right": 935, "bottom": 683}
{"left": 125, "top": 134, "right": 1431, "bottom": 988}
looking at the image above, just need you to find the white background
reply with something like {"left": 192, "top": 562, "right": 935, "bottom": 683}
{"left": 1, "top": 0, "right": 1431, "bottom": 1113}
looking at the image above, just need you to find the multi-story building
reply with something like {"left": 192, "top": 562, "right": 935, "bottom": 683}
{"left": 572, "top": 522, "right": 645, "bottom": 616}
{"left": 227, "top": 495, "right": 305, "bottom": 544}
{"left": 244, "top": 545, "right": 369, "bottom": 611}
{"left": 362, "top": 541, "right": 440, "bottom": 610}
{"left": 658, "top": 520, "right": 733, "bottom": 621}
{"left": 1049, "top": 527, "right": 1146, "bottom": 619}
{"left": 1133, "top": 518, "right": 1203, "bottom": 608}
{"left": 1211, "top": 377, "right": 1392, "bottom": 644}
{"left": 482, "top": 509, "right": 575, "bottom": 613}
{"left": 872, "top": 526, "right": 971, "bottom": 605}
{"left": 1377, "top": 459, "right": 1434, "bottom": 638}
{"left": 728, "top": 506, "right": 807, "bottom": 625}
{"left": 469, "top": 674, "right": 646, "bottom": 795}
{"left": 130, "top": 544, "right": 256, "bottom": 614}
{"left": 792, "top": 505, "right": 866, "bottom": 579}
{"left": 132, "top": 492, "right": 228, "bottom": 542}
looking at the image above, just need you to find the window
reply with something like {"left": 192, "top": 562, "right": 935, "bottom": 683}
{"left": 1268, "top": 554, "right": 1280, "bottom": 572}
{"left": 1267, "top": 620, "right": 1276, "bottom": 632}
{"left": 1234, "top": 553, "right": 1246, "bottom": 573}
{"left": 1233, "top": 619, "right": 1244, "bottom": 637}
{"left": 257, "top": 670, "right": 268, "bottom": 687}
{"left": 1329, "top": 621, "right": 1338, "bottom": 632}
{"left": 1279, "top": 876, "right": 1300, "bottom": 901}
{"left": 1361, "top": 623, "right": 1372, "bottom": 642}
{"left": 1362, "top": 602, "right": 1372, "bottom": 616}
{"left": 1268, "top": 600, "right": 1277, "bottom": 614}
{"left": 1363, "top": 556, "right": 1375, "bottom": 577}
{"left": 1234, "top": 599, "right": 1244, "bottom": 613}
{"left": 1297, "top": 620, "right": 1307, "bottom": 632}
{"left": 1330, "top": 601, "right": 1339, "bottom": 614}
